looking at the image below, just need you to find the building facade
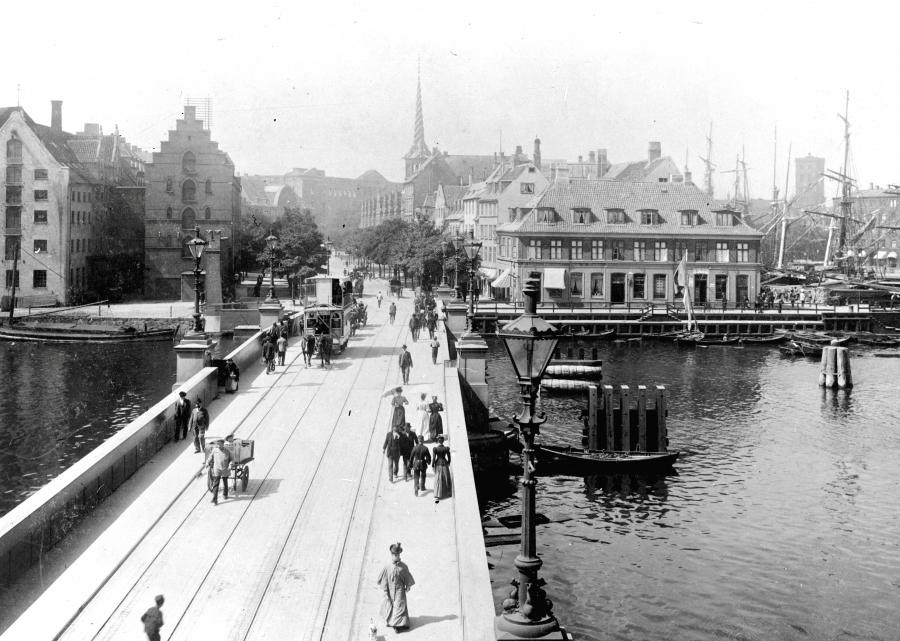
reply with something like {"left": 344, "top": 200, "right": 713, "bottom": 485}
{"left": 496, "top": 180, "right": 763, "bottom": 306}
{"left": 1, "top": 103, "right": 147, "bottom": 308}
{"left": 145, "top": 106, "right": 241, "bottom": 300}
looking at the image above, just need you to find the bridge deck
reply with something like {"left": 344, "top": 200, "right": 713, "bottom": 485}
{"left": 3, "top": 280, "right": 495, "bottom": 640}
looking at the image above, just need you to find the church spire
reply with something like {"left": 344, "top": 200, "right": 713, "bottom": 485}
{"left": 404, "top": 61, "right": 431, "bottom": 177}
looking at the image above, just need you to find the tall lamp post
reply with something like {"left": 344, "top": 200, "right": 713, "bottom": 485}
{"left": 265, "top": 232, "right": 279, "bottom": 302}
{"left": 495, "top": 272, "right": 564, "bottom": 640}
{"left": 321, "top": 240, "right": 334, "bottom": 274}
{"left": 453, "top": 230, "right": 464, "bottom": 298}
{"left": 186, "top": 227, "right": 208, "bottom": 334}
{"left": 463, "top": 230, "right": 482, "bottom": 333}
{"left": 441, "top": 240, "right": 451, "bottom": 287}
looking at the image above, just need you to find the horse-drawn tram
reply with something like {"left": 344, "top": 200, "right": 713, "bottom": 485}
{"left": 302, "top": 275, "right": 354, "bottom": 354}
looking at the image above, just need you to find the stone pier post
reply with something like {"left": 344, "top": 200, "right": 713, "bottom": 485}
{"left": 204, "top": 230, "right": 224, "bottom": 334}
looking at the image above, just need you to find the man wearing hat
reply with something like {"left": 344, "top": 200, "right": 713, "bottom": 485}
{"left": 173, "top": 391, "right": 191, "bottom": 442}
{"left": 398, "top": 344, "right": 413, "bottom": 385}
{"left": 140, "top": 594, "right": 165, "bottom": 640}
{"left": 205, "top": 439, "right": 232, "bottom": 505}
{"left": 189, "top": 398, "right": 209, "bottom": 453}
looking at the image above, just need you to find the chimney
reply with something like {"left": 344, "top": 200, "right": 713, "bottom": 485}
{"left": 51, "top": 100, "right": 63, "bottom": 133}
{"left": 648, "top": 141, "right": 662, "bottom": 161}
{"left": 184, "top": 105, "right": 197, "bottom": 120}
{"left": 82, "top": 123, "right": 101, "bottom": 136}
{"left": 684, "top": 167, "right": 693, "bottom": 185}
{"left": 533, "top": 137, "right": 542, "bottom": 170}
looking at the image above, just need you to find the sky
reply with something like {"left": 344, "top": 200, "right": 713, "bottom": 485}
{"left": 4, "top": 1, "right": 900, "bottom": 201}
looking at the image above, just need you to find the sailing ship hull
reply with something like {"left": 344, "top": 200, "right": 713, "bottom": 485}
{"left": 545, "top": 364, "right": 602, "bottom": 379}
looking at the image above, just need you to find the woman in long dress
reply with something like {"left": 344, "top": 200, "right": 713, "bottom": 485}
{"left": 432, "top": 436, "right": 452, "bottom": 503}
{"left": 427, "top": 396, "right": 444, "bottom": 440}
{"left": 415, "top": 392, "right": 430, "bottom": 441}
{"left": 390, "top": 388, "right": 408, "bottom": 430}
{"left": 377, "top": 543, "right": 415, "bottom": 629}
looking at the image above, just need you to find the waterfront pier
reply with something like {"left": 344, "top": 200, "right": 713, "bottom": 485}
{"left": 1, "top": 281, "right": 495, "bottom": 640}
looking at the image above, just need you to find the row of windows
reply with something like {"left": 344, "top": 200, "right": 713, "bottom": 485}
{"left": 528, "top": 208, "right": 734, "bottom": 227}
{"left": 554, "top": 272, "right": 751, "bottom": 301}
{"left": 501, "top": 238, "right": 754, "bottom": 263}
{"left": 70, "top": 210, "right": 93, "bottom": 225}
{"left": 4, "top": 269, "right": 46, "bottom": 288}
{"left": 166, "top": 178, "right": 213, "bottom": 200}
{"left": 5, "top": 167, "right": 48, "bottom": 182}
{"left": 5, "top": 188, "right": 47, "bottom": 204}
{"left": 71, "top": 237, "right": 94, "bottom": 253}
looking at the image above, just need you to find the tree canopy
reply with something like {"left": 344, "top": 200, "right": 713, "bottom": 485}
{"left": 239, "top": 207, "right": 325, "bottom": 279}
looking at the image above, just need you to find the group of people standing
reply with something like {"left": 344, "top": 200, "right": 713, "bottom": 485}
{"left": 262, "top": 321, "right": 290, "bottom": 373}
{"left": 384, "top": 388, "right": 451, "bottom": 502}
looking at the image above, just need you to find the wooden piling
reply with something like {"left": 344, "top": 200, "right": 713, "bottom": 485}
{"left": 637, "top": 385, "right": 647, "bottom": 452}
{"left": 656, "top": 385, "right": 668, "bottom": 451}
{"left": 819, "top": 345, "right": 853, "bottom": 388}
{"left": 588, "top": 385, "right": 599, "bottom": 450}
{"left": 620, "top": 385, "right": 631, "bottom": 451}
{"left": 603, "top": 384, "right": 615, "bottom": 451}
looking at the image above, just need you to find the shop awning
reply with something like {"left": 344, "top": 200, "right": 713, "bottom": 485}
{"left": 479, "top": 267, "right": 498, "bottom": 279}
{"left": 492, "top": 268, "right": 513, "bottom": 288}
{"left": 543, "top": 267, "right": 567, "bottom": 289}
{"left": 876, "top": 250, "right": 888, "bottom": 260}
{"left": 889, "top": 251, "right": 898, "bottom": 259}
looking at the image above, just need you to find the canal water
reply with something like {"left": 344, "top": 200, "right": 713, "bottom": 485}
{"left": 480, "top": 339, "right": 900, "bottom": 641}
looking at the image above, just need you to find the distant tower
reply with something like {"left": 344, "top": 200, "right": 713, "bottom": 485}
{"left": 403, "top": 63, "right": 431, "bottom": 179}
{"left": 794, "top": 154, "right": 825, "bottom": 208}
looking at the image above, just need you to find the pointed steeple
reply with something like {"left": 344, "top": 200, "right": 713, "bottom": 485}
{"left": 404, "top": 61, "right": 431, "bottom": 178}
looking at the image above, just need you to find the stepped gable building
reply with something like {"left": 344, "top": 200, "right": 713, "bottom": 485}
{"left": 144, "top": 106, "right": 242, "bottom": 300}
{"left": 0, "top": 101, "right": 148, "bottom": 308}
{"left": 496, "top": 179, "right": 763, "bottom": 305}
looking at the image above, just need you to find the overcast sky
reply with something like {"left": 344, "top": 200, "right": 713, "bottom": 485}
{"left": 5, "top": 1, "right": 899, "bottom": 201}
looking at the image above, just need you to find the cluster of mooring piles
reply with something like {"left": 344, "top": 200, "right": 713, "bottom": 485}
{"left": 819, "top": 343, "right": 853, "bottom": 388}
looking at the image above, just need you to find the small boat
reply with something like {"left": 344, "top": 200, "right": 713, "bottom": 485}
{"left": 535, "top": 443, "right": 679, "bottom": 474}
{"left": 674, "top": 332, "right": 741, "bottom": 346}
{"left": 540, "top": 378, "right": 593, "bottom": 393}
{"left": 873, "top": 352, "right": 900, "bottom": 358}
{"left": 779, "top": 340, "right": 823, "bottom": 358}
{"left": 545, "top": 364, "right": 602, "bottom": 379}
{"left": 0, "top": 322, "right": 176, "bottom": 343}
{"left": 793, "top": 331, "right": 851, "bottom": 346}
{"left": 550, "top": 359, "right": 602, "bottom": 367}
{"left": 739, "top": 334, "right": 788, "bottom": 345}
{"left": 853, "top": 333, "right": 900, "bottom": 347}
{"left": 560, "top": 328, "right": 616, "bottom": 340}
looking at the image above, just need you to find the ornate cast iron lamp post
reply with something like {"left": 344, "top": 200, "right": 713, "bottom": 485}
{"left": 495, "top": 272, "right": 564, "bottom": 640}
{"left": 186, "top": 227, "right": 208, "bottom": 334}
{"left": 265, "top": 232, "right": 279, "bottom": 303}
{"left": 463, "top": 229, "right": 482, "bottom": 332}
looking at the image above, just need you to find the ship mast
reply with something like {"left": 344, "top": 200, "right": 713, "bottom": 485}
{"left": 777, "top": 144, "right": 792, "bottom": 270}
{"left": 700, "top": 122, "right": 715, "bottom": 197}
{"left": 837, "top": 90, "right": 852, "bottom": 260}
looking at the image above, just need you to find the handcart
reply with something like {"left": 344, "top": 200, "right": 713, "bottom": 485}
{"left": 203, "top": 436, "right": 255, "bottom": 496}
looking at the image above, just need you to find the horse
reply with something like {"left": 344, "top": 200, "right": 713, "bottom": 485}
{"left": 301, "top": 333, "right": 315, "bottom": 367}
{"left": 316, "top": 334, "right": 333, "bottom": 368}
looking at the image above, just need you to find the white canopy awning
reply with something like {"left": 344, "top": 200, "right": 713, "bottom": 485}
{"left": 889, "top": 251, "right": 898, "bottom": 259}
{"left": 543, "top": 267, "right": 567, "bottom": 289}
{"left": 876, "top": 250, "right": 888, "bottom": 260}
{"left": 491, "top": 268, "right": 513, "bottom": 288}
{"left": 479, "top": 267, "right": 498, "bottom": 279}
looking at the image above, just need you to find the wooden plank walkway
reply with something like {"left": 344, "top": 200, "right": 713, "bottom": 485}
{"left": 2, "top": 277, "right": 495, "bottom": 641}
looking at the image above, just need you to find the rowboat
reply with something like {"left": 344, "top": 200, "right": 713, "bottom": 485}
{"left": 535, "top": 443, "right": 679, "bottom": 474}
{"left": 674, "top": 332, "right": 741, "bottom": 346}
{"left": 779, "top": 340, "right": 823, "bottom": 358}
{"left": 560, "top": 328, "right": 616, "bottom": 340}
{"left": 853, "top": 333, "right": 900, "bottom": 347}
{"left": 739, "top": 334, "right": 788, "bottom": 345}
{"left": 0, "top": 322, "right": 176, "bottom": 343}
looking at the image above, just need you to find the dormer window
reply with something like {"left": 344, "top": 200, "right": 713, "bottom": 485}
{"left": 572, "top": 208, "right": 591, "bottom": 224}
{"left": 715, "top": 211, "right": 734, "bottom": 226}
{"left": 680, "top": 210, "right": 697, "bottom": 226}
{"left": 606, "top": 209, "right": 626, "bottom": 224}
{"left": 537, "top": 208, "right": 555, "bottom": 223}
{"left": 521, "top": 182, "right": 535, "bottom": 195}
{"left": 640, "top": 209, "right": 660, "bottom": 225}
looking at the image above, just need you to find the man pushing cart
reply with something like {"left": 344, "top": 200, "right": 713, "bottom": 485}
{"left": 201, "top": 435, "right": 255, "bottom": 504}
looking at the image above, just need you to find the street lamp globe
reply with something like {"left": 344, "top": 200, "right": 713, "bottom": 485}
{"left": 187, "top": 235, "right": 207, "bottom": 260}
{"left": 266, "top": 233, "right": 278, "bottom": 251}
{"left": 463, "top": 230, "right": 482, "bottom": 261}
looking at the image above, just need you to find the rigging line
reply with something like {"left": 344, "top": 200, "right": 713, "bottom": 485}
{"left": 16, "top": 246, "right": 66, "bottom": 279}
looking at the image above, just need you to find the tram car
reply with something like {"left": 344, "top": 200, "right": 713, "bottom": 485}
{"left": 302, "top": 275, "right": 354, "bottom": 354}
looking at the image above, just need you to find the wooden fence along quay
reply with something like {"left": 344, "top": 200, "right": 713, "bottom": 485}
{"left": 585, "top": 385, "right": 669, "bottom": 453}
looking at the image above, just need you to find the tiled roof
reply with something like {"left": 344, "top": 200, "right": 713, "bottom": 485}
{"left": 423, "top": 192, "right": 436, "bottom": 208}
{"left": 68, "top": 138, "right": 100, "bottom": 163}
{"left": 441, "top": 185, "right": 467, "bottom": 208}
{"left": 497, "top": 179, "right": 762, "bottom": 237}
{"left": 444, "top": 154, "right": 496, "bottom": 182}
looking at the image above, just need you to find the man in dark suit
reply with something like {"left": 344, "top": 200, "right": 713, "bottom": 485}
{"left": 409, "top": 434, "right": 431, "bottom": 497}
{"left": 398, "top": 345, "right": 413, "bottom": 384}
{"left": 173, "top": 391, "right": 191, "bottom": 442}
{"left": 399, "top": 423, "right": 415, "bottom": 482}
{"left": 382, "top": 426, "right": 402, "bottom": 482}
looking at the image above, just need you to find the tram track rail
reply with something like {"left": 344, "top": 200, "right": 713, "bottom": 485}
{"left": 52, "top": 303, "right": 405, "bottom": 640}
